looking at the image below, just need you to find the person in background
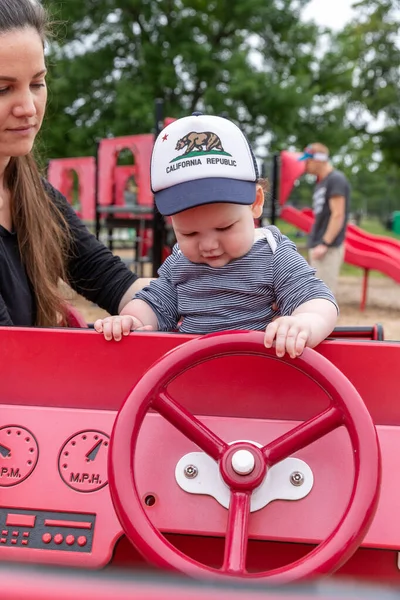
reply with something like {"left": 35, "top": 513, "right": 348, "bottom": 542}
{"left": 299, "top": 143, "right": 350, "bottom": 294}
{"left": 0, "top": 0, "right": 150, "bottom": 328}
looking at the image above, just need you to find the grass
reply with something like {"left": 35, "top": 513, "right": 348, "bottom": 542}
{"left": 360, "top": 218, "right": 400, "bottom": 239}
{"left": 273, "top": 217, "right": 400, "bottom": 278}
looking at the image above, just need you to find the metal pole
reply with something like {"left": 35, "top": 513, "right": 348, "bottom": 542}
{"left": 95, "top": 140, "right": 101, "bottom": 239}
{"left": 259, "top": 160, "right": 267, "bottom": 227}
{"left": 152, "top": 99, "right": 165, "bottom": 276}
{"left": 270, "top": 153, "right": 279, "bottom": 226}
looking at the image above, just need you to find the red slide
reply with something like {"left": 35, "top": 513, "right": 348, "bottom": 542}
{"left": 280, "top": 205, "right": 400, "bottom": 285}
{"left": 280, "top": 205, "right": 400, "bottom": 310}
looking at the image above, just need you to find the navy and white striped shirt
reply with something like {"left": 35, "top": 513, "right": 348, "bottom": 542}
{"left": 135, "top": 226, "right": 337, "bottom": 334}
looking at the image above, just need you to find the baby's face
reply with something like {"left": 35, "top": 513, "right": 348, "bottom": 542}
{"left": 172, "top": 201, "right": 258, "bottom": 268}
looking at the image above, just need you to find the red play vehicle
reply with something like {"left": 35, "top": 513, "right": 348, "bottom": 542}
{"left": 0, "top": 324, "right": 399, "bottom": 598}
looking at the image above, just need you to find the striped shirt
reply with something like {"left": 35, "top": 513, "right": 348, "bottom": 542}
{"left": 135, "top": 226, "right": 337, "bottom": 334}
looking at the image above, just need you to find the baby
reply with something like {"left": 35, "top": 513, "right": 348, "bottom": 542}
{"left": 95, "top": 113, "right": 338, "bottom": 358}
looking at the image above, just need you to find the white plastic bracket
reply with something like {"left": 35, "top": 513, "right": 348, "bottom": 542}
{"left": 175, "top": 448, "right": 313, "bottom": 513}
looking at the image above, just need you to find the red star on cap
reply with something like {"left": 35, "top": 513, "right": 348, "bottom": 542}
{"left": 162, "top": 134, "right": 168, "bottom": 141}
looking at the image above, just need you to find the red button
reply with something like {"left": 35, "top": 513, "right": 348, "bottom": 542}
{"left": 54, "top": 534, "right": 63, "bottom": 545}
{"left": 6, "top": 514, "right": 36, "bottom": 528}
{"left": 66, "top": 535, "right": 75, "bottom": 546}
{"left": 42, "top": 533, "right": 52, "bottom": 544}
{"left": 2, "top": 530, "right": 8, "bottom": 536}
{"left": 23, "top": 532, "right": 29, "bottom": 538}
{"left": 21, "top": 540, "right": 28, "bottom": 545}
{"left": 77, "top": 536, "right": 87, "bottom": 547}
{"left": 11, "top": 539, "right": 17, "bottom": 544}
{"left": 0, "top": 538, "right": 6, "bottom": 544}
{"left": 12, "top": 531, "right": 18, "bottom": 537}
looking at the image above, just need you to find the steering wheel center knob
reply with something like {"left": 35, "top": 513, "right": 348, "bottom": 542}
{"left": 231, "top": 449, "right": 255, "bottom": 475}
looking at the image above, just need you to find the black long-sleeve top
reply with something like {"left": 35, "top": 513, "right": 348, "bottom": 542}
{"left": 0, "top": 181, "right": 137, "bottom": 326}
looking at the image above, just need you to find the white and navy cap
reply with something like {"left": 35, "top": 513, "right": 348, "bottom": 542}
{"left": 151, "top": 113, "right": 259, "bottom": 216}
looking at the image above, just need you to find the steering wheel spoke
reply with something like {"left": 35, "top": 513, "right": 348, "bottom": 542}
{"left": 262, "top": 405, "right": 344, "bottom": 467}
{"left": 154, "top": 390, "right": 227, "bottom": 460}
{"left": 222, "top": 491, "right": 251, "bottom": 575}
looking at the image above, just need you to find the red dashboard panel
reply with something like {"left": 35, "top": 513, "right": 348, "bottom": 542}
{"left": 0, "top": 402, "right": 398, "bottom": 569}
{"left": 0, "top": 327, "right": 399, "bottom": 580}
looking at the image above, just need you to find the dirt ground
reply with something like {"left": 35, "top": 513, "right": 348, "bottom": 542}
{"left": 333, "top": 276, "right": 400, "bottom": 339}
{"left": 69, "top": 255, "right": 400, "bottom": 340}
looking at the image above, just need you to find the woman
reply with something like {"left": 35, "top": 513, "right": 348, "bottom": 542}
{"left": 0, "top": 0, "right": 149, "bottom": 327}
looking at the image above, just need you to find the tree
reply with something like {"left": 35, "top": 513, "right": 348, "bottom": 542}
{"left": 328, "top": 0, "right": 400, "bottom": 169}
{"left": 42, "top": 0, "right": 327, "bottom": 160}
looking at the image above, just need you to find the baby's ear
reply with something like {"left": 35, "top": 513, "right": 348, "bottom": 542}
{"left": 251, "top": 185, "right": 264, "bottom": 218}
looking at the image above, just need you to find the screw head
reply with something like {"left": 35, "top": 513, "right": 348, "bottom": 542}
{"left": 290, "top": 471, "right": 304, "bottom": 486}
{"left": 184, "top": 464, "right": 198, "bottom": 479}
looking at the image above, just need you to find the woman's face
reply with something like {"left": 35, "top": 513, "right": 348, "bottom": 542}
{"left": 0, "top": 27, "right": 47, "bottom": 166}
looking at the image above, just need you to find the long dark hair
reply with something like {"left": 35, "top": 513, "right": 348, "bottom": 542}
{"left": 1, "top": 0, "right": 70, "bottom": 327}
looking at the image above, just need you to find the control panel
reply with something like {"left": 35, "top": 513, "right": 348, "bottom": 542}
{"left": 0, "top": 508, "right": 95, "bottom": 552}
{"left": 0, "top": 405, "right": 123, "bottom": 568}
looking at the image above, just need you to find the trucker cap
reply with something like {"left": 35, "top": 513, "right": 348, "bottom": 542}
{"left": 151, "top": 113, "right": 259, "bottom": 216}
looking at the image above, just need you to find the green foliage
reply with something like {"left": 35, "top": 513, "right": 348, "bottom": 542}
{"left": 40, "top": 0, "right": 400, "bottom": 218}
{"left": 41, "top": 0, "right": 326, "bottom": 158}
{"left": 330, "top": 0, "right": 400, "bottom": 169}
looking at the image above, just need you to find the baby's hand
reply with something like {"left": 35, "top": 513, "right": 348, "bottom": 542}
{"left": 94, "top": 315, "right": 153, "bottom": 341}
{"left": 264, "top": 316, "right": 311, "bottom": 358}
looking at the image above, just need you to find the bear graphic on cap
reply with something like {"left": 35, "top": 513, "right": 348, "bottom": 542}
{"left": 175, "top": 131, "right": 225, "bottom": 155}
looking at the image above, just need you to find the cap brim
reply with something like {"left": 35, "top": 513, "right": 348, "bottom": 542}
{"left": 155, "top": 178, "right": 256, "bottom": 216}
{"left": 297, "top": 153, "right": 311, "bottom": 161}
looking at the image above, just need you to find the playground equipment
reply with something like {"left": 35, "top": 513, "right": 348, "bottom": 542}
{"left": 0, "top": 321, "right": 400, "bottom": 598}
{"left": 95, "top": 134, "right": 155, "bottom": 270}
{"left": 47, "top": 109, "right": 177, "bottom": 276}
{"left": 47, "top": 136, "right": 155, "bottom": 275}
{"left": 47, "top": 157, "right": 96, "bottom": 221}
{"left": 277, "top": 151, "right": 400, "bottom": 310}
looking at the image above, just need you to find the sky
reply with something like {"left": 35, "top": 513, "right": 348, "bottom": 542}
{"left": 302, "top": 0, "right": 357, "bottom": 30}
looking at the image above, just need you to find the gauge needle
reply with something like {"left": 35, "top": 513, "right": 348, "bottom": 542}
{"left": 0, "top": 444, "right": 11, "bottom": 458}
{"left": 85, "top": 439, "right": 103, "bottom": 462}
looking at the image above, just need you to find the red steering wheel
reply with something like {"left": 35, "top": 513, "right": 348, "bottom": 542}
{"left": 108, "top": 331, "right": 381, "bottom": 584}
